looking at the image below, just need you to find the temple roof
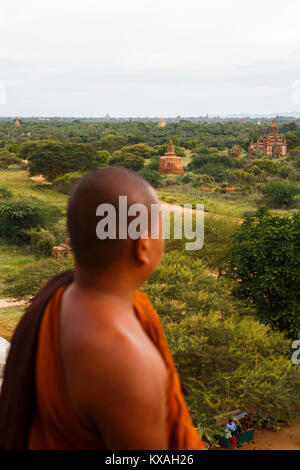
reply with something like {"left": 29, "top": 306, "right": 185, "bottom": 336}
{"left": 165, "top": 139, "right": 175, "bottom": 155}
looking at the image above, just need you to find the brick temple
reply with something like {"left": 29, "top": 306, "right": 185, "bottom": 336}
{"left": 14, "top": 118, "right": 20, "bottom": 127}
{"left": 248, "top": 120, "right": 287, "bottom": 157}
{"left": 158, "top": 139, "right": 184, "bottom": 175}
{"left": 158, "top": 118, "right": 166, "bottom": 127}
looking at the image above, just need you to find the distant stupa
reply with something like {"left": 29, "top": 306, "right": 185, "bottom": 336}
{"left": 231, "top": 145, "right": 241, "bottom": 159}
{"left": 158, "top": 118, "right": 166, "bottom": 127}
{"left": 14, "top": 118, "right": 20, "bottom": 127}
{"left": 158, "top": 139, "right": 184, "bottom": 175}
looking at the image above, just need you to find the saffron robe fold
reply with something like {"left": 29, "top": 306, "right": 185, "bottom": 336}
{"left": 0, "top": 270, "right": 204, "bottom": 450}
{"left": 0, "top": 270, "right": 74, "bottom": 450}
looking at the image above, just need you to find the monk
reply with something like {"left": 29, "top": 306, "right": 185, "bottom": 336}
{"left": 4, "top": 167, "right": 204, "bottom": 450}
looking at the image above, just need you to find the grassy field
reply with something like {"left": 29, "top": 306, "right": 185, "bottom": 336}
{"left": 158, "top": 187, "right": 257, "bottom": 218}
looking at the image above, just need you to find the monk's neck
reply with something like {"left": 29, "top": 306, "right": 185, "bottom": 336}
{"left": 73, "top": 267, "right": 137, "bottom": 306}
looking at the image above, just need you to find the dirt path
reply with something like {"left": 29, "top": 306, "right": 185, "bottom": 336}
{"left": 240, "top": 424, "right": 300, "bottom": 450}
{"left": 159, "top": 200, "right": 242, "bottom": 223}
{"left": 0, "top": 298, "right": 26, "bottom": 308}
{"left": 30, "top": 175, "right": 52, "bottom": 185}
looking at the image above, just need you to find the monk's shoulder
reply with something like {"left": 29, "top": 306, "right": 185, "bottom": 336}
{"left": 61, "top": 301, "right": 166, "bottom": 387}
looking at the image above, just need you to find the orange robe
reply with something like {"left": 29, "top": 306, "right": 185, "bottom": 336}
{"left": 29, "top": 285, "right": 204, "bottom": 450}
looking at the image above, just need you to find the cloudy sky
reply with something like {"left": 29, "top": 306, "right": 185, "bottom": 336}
{"left": 1, "top": 0, "right": 300, "bottom": 117}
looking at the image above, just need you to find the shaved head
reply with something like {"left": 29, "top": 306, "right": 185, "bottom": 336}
{"left": 67, "top": 167, "right": 158, "bottom": 272}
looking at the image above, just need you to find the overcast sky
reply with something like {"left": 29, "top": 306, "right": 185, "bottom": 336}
{"left": 1, "top": 0, "right": 300, "bottom": 117}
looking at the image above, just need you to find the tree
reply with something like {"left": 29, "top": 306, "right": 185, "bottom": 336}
{"left": 229, "top": 207, "right": 300, "bottom": 338}
{"left": 97, "top": 134, "right": 128, "bottom": 153}
{"left": 23, "top": 140, "right": 98, "bottom": 181}
{"left": 0, "top": 150, "right": 22, "bottom": 169}
{"left": 148, "top": 155, "right": 160, "bottom": 170}
{"left": 120, "top": 143, "right": 155, "bottom": 159}
{"left": 285, "top": 132, "right": 299, "bottom": 150}
{"left": 109, "top": 152, "right": 144, "bottom": 172}
{"left": 96, "top": 150, "right": 110, "bottom": 166}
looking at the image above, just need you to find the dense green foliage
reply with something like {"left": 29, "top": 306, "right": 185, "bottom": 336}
{"left": 229, "top": 207, "right": 300, "bottom": 338}
{"left": 0, "top": 150, "right": 22, "bottom": 169}
{"left": 96, "top": 150, "right": 110, "bottom": 166}
{"left": 109, "top": 152, "right": 145, "bottom": 171}
{"left": 0, "top": 196, "right": 62, "bottom": 244}
{"left": 0, "top": 187, "right": 13, "bottom": 198}
{"left": 21, "top": 140, "right": 98, "bottom": 181}
{"left": 52, "top": 171, "right": 83, "bottom": 194}
{"left": 2, "top": 257, "right": 73, "bottom": 300}
{"left": 138, "top": 168, "right": 163, "bottom": 188}
{"left": 263, "top": 180, "right": 300, "bottom": 208}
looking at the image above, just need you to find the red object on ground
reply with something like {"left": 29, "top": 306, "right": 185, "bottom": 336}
{"left": 230, "top": 436, "right": 237, "bottom": 448}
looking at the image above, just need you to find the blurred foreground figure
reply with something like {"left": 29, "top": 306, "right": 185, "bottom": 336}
{"left": 0, "top": 168, "right": 204, "bottom": 450}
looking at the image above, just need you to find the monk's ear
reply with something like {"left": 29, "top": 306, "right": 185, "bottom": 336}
{"left": 135, "top": 235, "right": 152, "bottom": 265}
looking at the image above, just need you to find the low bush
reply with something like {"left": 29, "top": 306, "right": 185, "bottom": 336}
{"left": 0, "top": 197, "right": 62, "bottom": 244}
{"left": 0, "top": 187, "right": 13, "bottom": 198}
{"left": 138, "top": 168, "right": 163, "bottom": 188}
{"left": 263, "top": 180, "right": 300, "bottom": 208}
{"left": 27, "top": 228, "right": 56, "bottom": 256}
{"left": 52, "top": 172, "right": 83, "bottom": 194}
{"left": 1, "top": 257, "right": 74, "bottom": 300}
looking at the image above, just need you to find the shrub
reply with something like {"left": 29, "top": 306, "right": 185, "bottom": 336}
{"left": 2, "top": 257, "right": 74, "bottom": 300}
{"left": 27, "top": 228, "right": 56, "bottom": 256}
{"left": 279, "top": 165, "right": 299, "bottom": 181}
{"left": 228, "top": 169, "right": 255, "bottom": 185}
{"left": 148, "top": 155, "right": 160, "bottom": 171}
{"left": 163, "top": 177, "right": 177, "bottom": 186}
{"left": 138, "top": 169, "right": 162, "bottom": 188}
{"left": 249, "top": 158, "right": 279, "bottom": 176}
{"left": 192, "top": 174, "right": 212, "bottom": 188}
{"left": 182, "top": 173, "right": 193, "bottom": 183}
{"left": 263, "top": 180, "right": 300, "bottom": 208}
{"left": 0, "top": 197, "right": 61, "bottom": 244}
{"left": 0, "top": 187, "right": 13, "bottom": 198}
{"left": 53, "top": 172, "right": 83, "bottom": 194}
{"left": 248, "top": 165, "right": 262, "bottom": 176}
